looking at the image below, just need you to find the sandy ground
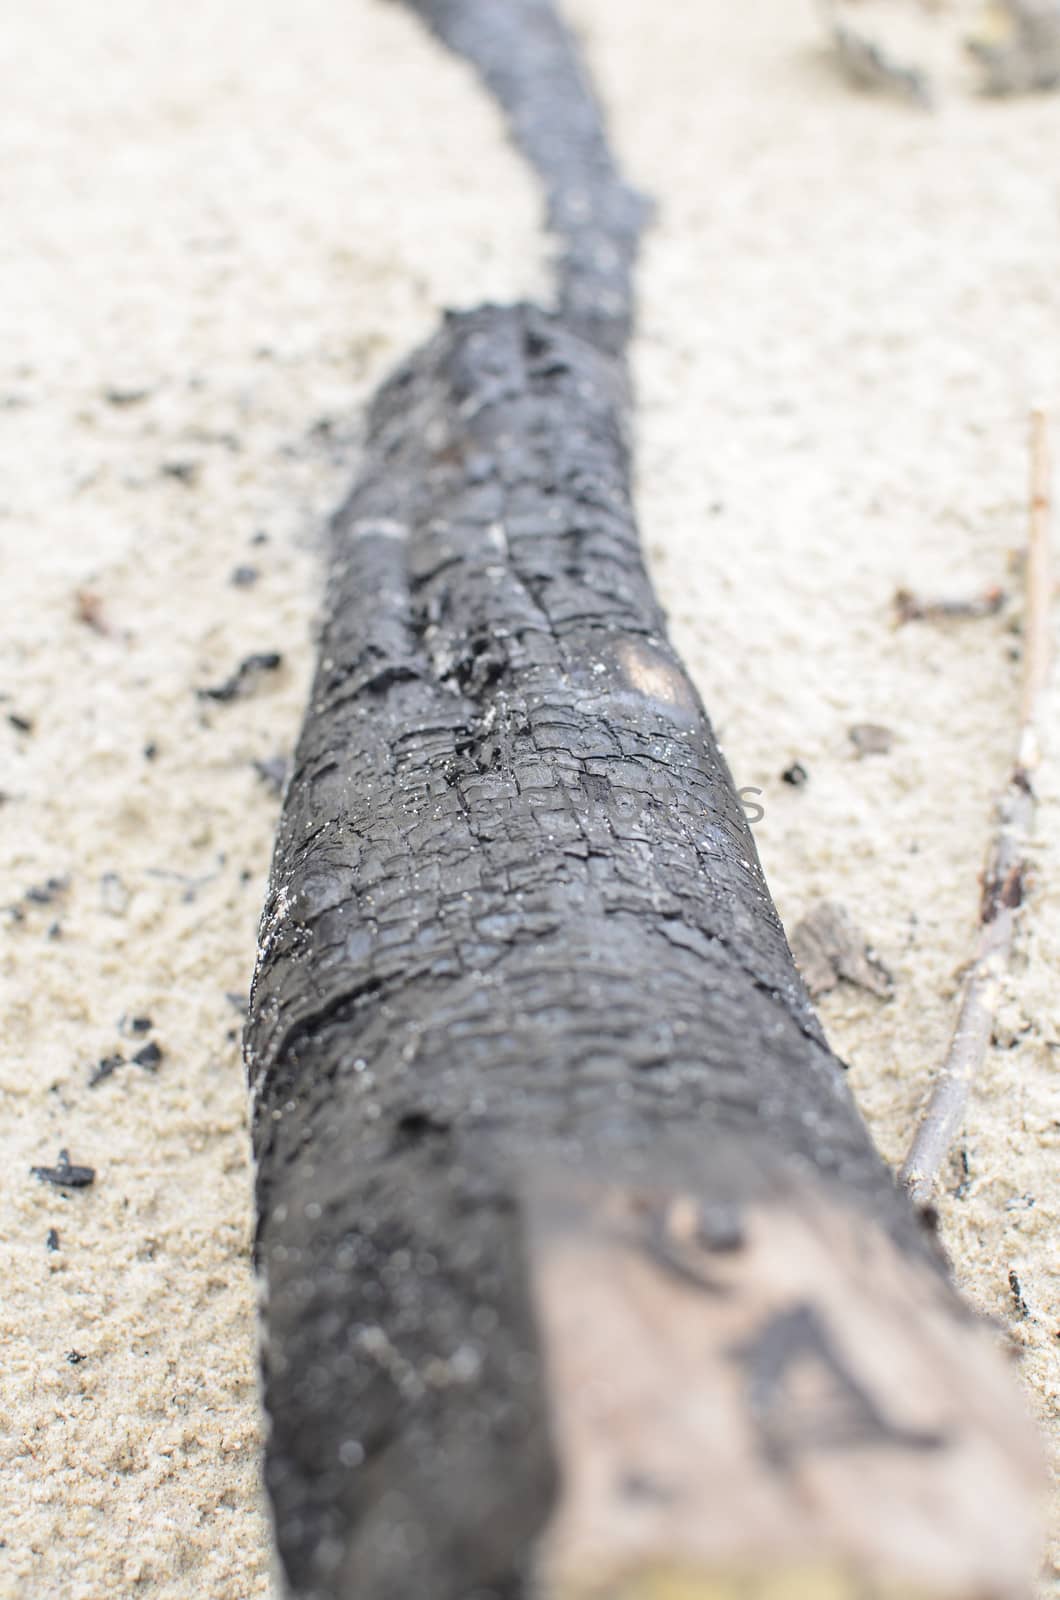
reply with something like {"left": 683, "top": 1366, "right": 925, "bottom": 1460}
{"left": 1, "top": 1, "right": 1056, "bottom": 1596}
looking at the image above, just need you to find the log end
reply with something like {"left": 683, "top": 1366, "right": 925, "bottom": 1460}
{"left": 526, "top": 1168, "right": 1044, "bottom": 1600}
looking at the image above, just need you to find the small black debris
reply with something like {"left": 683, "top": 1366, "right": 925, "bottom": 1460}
{"left": 133, "top": 1041, "right": 163, "bottom": 1070}
{"left": 781, "top": 762, "right": 808, "bottom": 787}
{"left": 143, "top": 742, "right": 158, "bottom": 761}
{"left": 253, "top": 756, "right": 288, "bottom": 797}
{"left": 66, "top": 1350, "right": 86, "bottom": 1365}
{"left": 395, "top": 1108, "right": 450, "bottom": 1143}
{"left": 46, "top": 1228, "right": 60, "bottom": 1252}
{"left": 47, "top": 922, "right": 62, "bottom": 940}
{"left": 953, "top": 1147, "right": 972, "bottom": 1201}
{"left": 161, "top": 460, "right": 200, "bottom": 487}
{"left": 230, "top": 564, "right": 259, "bottom": 589}
{"left": 8, "top": 712, "right": 33, "bottom": 733}
{"left": 31, "top": 1150, "right": 96, "bottom": 1189}
{"left": 130, "top": 1016, "right": 153, "bottom": 1035}
{"left": 251, "top": 530, "right": 269, "bottom": 545}
{"left": 89, "top": 1054, "right": 125, "bottom": 1088}
{"left": 197, "top": 652, "right": 283, "bottom": 703}
{"left": 1008, "top": 1269, "right": 1031, "bottom": 1320}
{"left": 25, "top": 876, "right": 68, "bottom": 906}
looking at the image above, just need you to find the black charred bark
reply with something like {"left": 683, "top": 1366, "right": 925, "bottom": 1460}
{"left": 244, "top": 5, "right": 1007, "bottom": 1600}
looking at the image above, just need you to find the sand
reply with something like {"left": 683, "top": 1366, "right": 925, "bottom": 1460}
{"left": 1, "top": 1, "right": 1056, "bottom": 1595}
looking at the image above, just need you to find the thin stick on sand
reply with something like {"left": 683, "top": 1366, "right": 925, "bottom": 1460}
{"left": 901, "top": 409, "right": 1053, "bottom": 1207}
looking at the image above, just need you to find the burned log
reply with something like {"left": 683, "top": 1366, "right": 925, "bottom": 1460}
{"left": 245, "top": 3, "right": 1041, "bottom": 1597}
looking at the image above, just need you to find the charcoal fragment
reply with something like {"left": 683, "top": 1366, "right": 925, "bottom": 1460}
{"left": 31, "top": 1150, "right": 96, "bottom": 1189}
{"left": 197, "top": 652, "right": 283, "bottom": 703}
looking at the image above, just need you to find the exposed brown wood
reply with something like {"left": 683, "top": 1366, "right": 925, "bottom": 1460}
{"left": 528, "top": 1166, "right": 1042, "bottom": 1600}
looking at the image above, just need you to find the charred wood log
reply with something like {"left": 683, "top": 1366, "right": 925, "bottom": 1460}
{"left": 245, "top": 4, "right": 1041, "bottom": 1597}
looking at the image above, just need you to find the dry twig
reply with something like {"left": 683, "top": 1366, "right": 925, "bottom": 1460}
{"left": 893, "top": 583, "right": 1006, "bottom": 624}
{"left": 901, "top": 411, "right": 1053, "bottom": 1206}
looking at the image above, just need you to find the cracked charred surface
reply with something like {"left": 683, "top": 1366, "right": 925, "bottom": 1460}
{"left": 245, "top": 303, "right": 974, "bottom": 1600}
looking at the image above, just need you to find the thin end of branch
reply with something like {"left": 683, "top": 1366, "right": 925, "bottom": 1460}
{"left": 900, "top": 932, "right": 1013, "bottom": 1206}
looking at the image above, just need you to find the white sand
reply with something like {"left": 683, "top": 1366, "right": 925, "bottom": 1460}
{"left": 1, "top": 1, "right": 1056, "bottom": 1594}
